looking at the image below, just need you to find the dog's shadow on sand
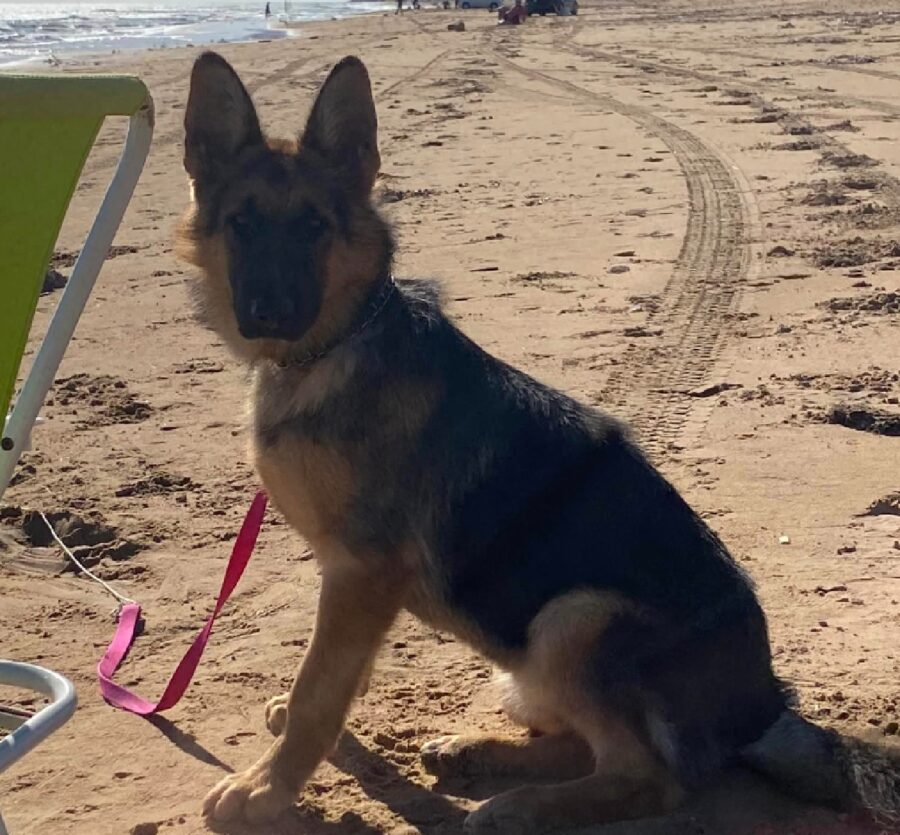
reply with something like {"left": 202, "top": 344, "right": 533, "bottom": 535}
{"left": 200, "top": 734, "right": 889, "bottom": 835}
{"left": 327, "top": 732, "right": 468, "bottom": 833}
{"left": 207, "top": 731, "right": 467, "bottom": 835}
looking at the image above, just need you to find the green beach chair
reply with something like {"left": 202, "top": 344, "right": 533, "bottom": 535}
{"left": 0, "top": 74, "right": 154, "bottom": 835}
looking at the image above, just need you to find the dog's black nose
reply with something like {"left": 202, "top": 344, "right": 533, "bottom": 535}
{"left": 249, "top": 297, "right": 296, "bottom": 333}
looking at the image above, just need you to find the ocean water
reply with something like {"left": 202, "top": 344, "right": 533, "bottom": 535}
{"left": 0, "top": 0, "right": 389, "bottom": 66}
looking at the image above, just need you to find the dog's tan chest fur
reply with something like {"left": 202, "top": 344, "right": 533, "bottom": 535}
{"left": 250, "top": 370, "right": 357, "bottom": 544}
{"left": 253, "top": 435, "right": 353, "bottom": 543}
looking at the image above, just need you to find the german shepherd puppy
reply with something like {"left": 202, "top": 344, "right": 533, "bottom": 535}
{"left": 179, "top": 52, "right": 899, "bottom": 831}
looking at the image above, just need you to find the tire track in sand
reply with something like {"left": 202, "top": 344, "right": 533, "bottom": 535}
{"left": 566, "top": 36, "right": 900, "bottom": 122}
{"left": 490, "top": 48, "right": 755, "bottom": 457}
{"left": 377, "top": 48, "right": 452, "bottom": 100}
{"left": 559, "top": 39, "right": 900, "bottom": 214}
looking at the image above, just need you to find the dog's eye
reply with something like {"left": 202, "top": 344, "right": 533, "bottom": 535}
{"left": 298, "top": 211, "right": 329, "bottom": 237}
{"left": 227, "top": 212, "right": 253, "bottom": 237}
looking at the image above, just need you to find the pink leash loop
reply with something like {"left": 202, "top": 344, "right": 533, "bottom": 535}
{"left": 97, "top": 491, "right": 268, "bottom": 715}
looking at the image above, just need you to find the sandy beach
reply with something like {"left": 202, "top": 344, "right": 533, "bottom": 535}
{"left": 1, "top": 1, "right": 899, "bottom": 832}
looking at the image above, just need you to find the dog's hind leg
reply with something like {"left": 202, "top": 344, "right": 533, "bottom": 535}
{"left": 464, "top": 710, "right": 682, "bottom": 833}
{"left": 459, "top": 590, "right": 685, "bottom": 832}
{"left": 422, "top": 665, "right": 593, "bottom": 779}
{"left": 204, "top": 555, "right": 406, "bottom": 824}
{"left": 464, "top": 760, "right": 682, "bottom": 833}
{"left": 421, "top": 731, "right": 593, "bottom": 780}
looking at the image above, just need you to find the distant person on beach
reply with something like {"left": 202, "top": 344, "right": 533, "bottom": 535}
{"left": 498, "top": 0, "right": 526, "bottom": 24}
{"left": 264, "top": 1, "right": 270, "bottom": 15}
{"left": 395, "top": 0, "right": 402, "bottom": 12}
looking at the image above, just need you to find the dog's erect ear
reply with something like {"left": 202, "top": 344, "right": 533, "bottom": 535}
{"left": 184, "top": 52, "right": 262, "bottom": 191}
{"left": 301, "top": 56, "right": 380, "bottom": 196}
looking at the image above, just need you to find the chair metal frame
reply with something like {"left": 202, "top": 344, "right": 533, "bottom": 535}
{"left": 0, "top": 83, "right": 154, "bottom": 498}
{"left": 0, "top": 76, "right": 154, "bottom": 834}
{"left": 0, "top": 661, "right": 78, "bottom": 835}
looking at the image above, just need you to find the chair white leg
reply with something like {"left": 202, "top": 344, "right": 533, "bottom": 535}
{"left": 0, "top": 661, "right": 76, "bottom": 835}
{"left": 0, "top": 96, "right": 155, "bottom": 501}
{"left": 0, "top": 661, "right": 77, "bottom": 774}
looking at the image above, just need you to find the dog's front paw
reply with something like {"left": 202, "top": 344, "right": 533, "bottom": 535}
{"left": 465, "top": 791, "right": 537, "bottom": 834}
{"left": 202, "top": 742, "right": 297, "bottom": 824}
{"left": 420, "top": 734, "right": 472, "bottom": 777}
{"left": 264, "top": 692, "right": 289, "bottom": 736}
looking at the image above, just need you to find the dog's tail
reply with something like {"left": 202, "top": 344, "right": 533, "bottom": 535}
{"left": 740, "top": 710, "right": 900, "bottom": 825}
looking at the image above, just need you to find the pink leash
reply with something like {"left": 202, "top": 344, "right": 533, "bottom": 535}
{"left": 97, "top": 491, "right": 268, "bottom": 715}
